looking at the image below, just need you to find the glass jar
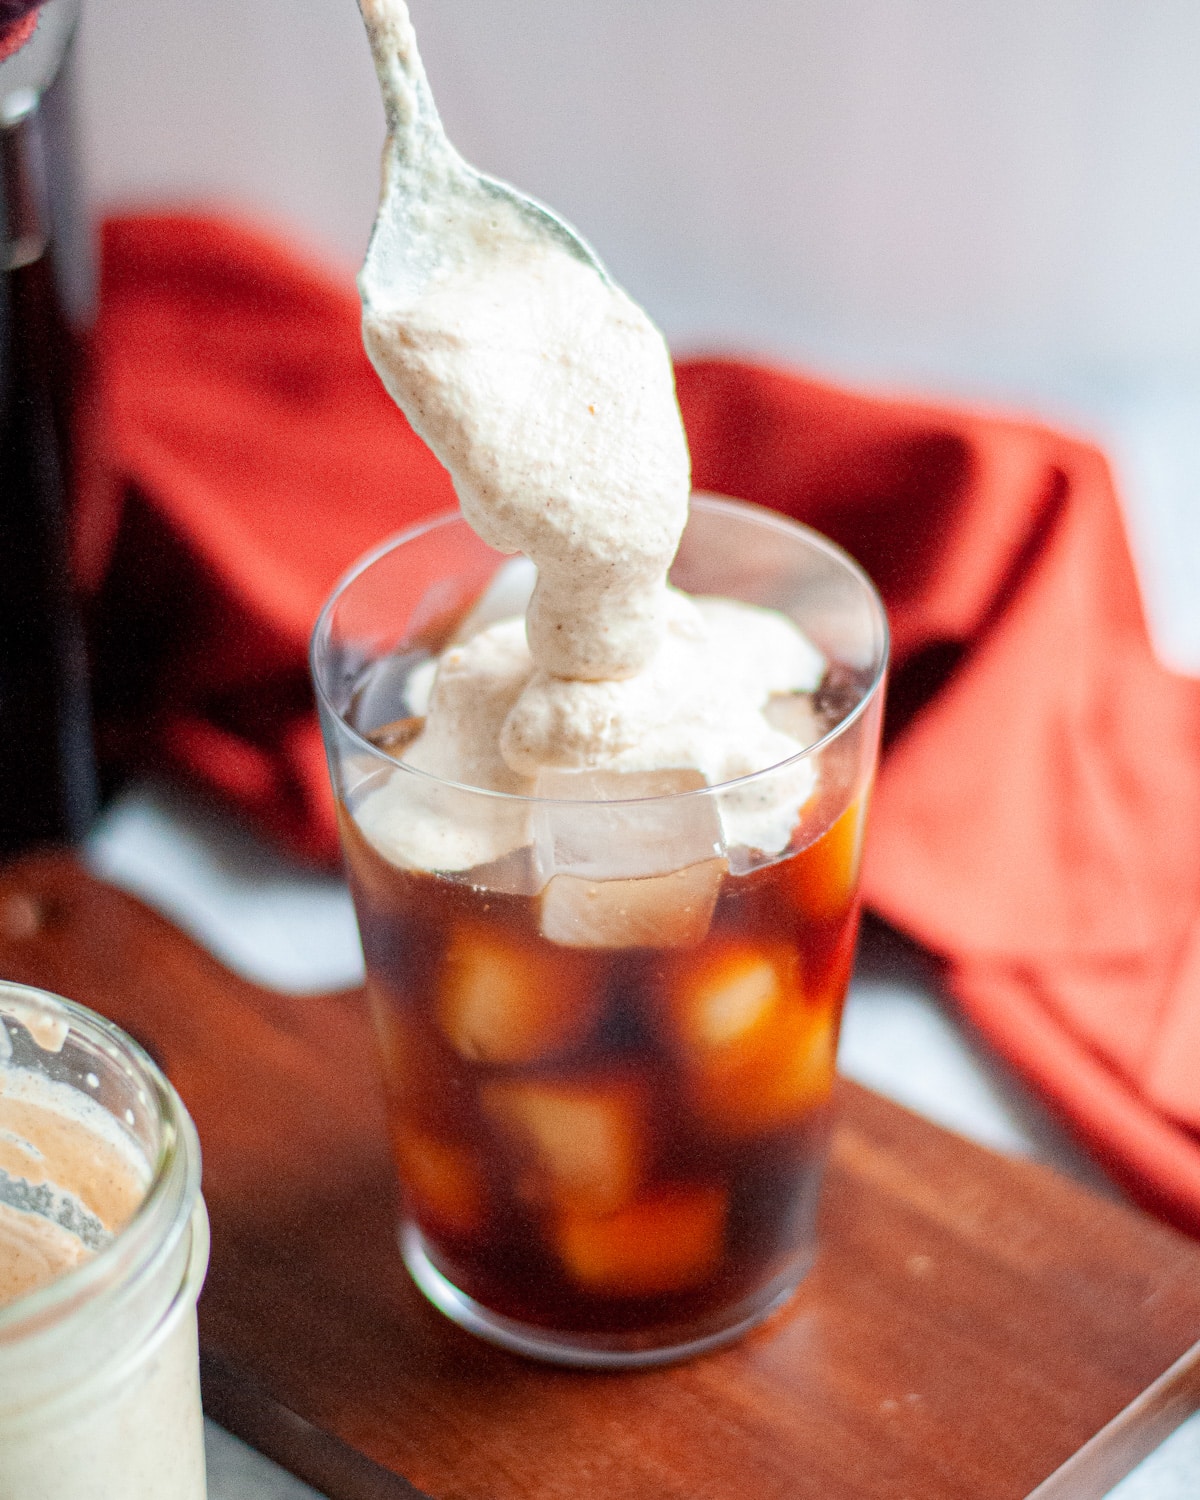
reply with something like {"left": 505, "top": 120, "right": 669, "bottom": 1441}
{"left": 0, "top": 981, "right": 209, "bottom": 1498}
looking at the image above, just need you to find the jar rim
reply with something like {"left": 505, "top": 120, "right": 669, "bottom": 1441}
{"left": 0, "top": 982, "right": 201, "bottom": 1343}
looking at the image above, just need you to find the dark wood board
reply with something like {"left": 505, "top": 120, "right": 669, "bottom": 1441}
{"left": 2, "top": 852, "right": 1199, "bottom": 1500}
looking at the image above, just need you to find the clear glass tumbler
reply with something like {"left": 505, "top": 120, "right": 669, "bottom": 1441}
{"left": 312, "top": 494, "right": 888, "bottom": 1366}
{"left": 0, "top": 981, "right": 209, "bottom": 1498}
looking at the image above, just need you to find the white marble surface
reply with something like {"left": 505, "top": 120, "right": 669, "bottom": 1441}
{"left": 85, "top": 782, "right": 1200, "bottom": 1500}
{"left": 205, "top": 1423, "right": 324, "bottom": 1500}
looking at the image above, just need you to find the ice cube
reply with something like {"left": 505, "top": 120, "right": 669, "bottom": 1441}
{"left": 541, "top": 860, "right": 726, "bottom": 949}
{"left": 553, "top": 1185, "right": 727, "bottom": 1296}
{"left": 694, "top": 1004, "right": 837, "bottom": 1136}
{"left": 481, "top": 1077, "right": 643, "bottom": 1214}
{"left": 663, "top": 942, "right": 836, "bottom": 1135}
{"left": 719, "top": 755, "right": 817, "bottom": 874}
{"left": 437, "top": 922, "right": 599, "bottom": 1063}
{"left": 452, "top": 556, "right": 537, "bottom": 642}
{"left": 532, "top": 768, "right": 721, "bottom": 881}
{"left": 681, "top": 948, "right": 785, "bottom": 1048}
{"left": 460, "top": 841, "right": 545, "bottom": 898}
{"left": 391, "top": 1123, "right": 485, "bottom": 1238}
{"left": 533, "top": 768, "right": 726, "bottom": 948}
{"left": 763, "top": 691, "right": 822, "bottom": 748}
{"left": 352, "top": 761, "right": 532, "bottom": 874}
{"left": 663, "top": 941, "right": 796, "bottom": 1052}
{"left": 350, "top": 620, "right": 536, "bottom": 873}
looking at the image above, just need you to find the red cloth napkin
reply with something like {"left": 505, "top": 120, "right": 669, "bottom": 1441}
{"left": 0, "top": 3, "right": 40, "bottom": 61}
{"left": 79, "top": 212, "right": 1200, "bottom": 1234}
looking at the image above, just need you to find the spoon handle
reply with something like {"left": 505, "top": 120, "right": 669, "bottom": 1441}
{"left": 357, "top": 0, "right": 446, "bottom": 149}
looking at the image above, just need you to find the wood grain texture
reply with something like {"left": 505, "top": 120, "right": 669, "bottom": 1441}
{"left": 2, "top": 852, "right": 1199, "bottom": 1500}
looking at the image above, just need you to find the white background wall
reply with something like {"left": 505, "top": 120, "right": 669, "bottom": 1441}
{"left": 73, "top": 0, "right": 1200, "bottom": 663}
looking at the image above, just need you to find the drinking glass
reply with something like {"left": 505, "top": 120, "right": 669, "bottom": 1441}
{"left": 312, "top": 494, "right": 888, "bottom": 1366}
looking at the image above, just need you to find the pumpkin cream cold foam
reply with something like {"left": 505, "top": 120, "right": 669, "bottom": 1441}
{"left": 353, "top": 0, "right": 826, "bottom": 877}
{"left": 0, "top": 991, "right": 208, "bottom": 1500}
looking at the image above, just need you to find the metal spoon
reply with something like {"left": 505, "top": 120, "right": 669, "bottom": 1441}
{"left": 356, "top": 0, "right": 610, "bottom": 320}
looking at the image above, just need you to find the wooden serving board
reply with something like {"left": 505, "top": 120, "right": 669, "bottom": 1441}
{"left": 2, "top": 852, "right": 1199, "bottom": 1500}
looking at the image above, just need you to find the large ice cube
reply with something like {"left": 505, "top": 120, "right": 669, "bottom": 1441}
{"left": 353, "top": 767, "right": 531, "bottom": 875}
{"left": 481, "top": 1077, "right": 643, "bottom": 1214}
{"left": 437, "top": 923, "right": 599, "bottom": 1063}
{"left": 459, "top": 842, "right": 546, "bottom": 899}
{"left": 675, "top": 946, "right": 787, "bottom": 1049}
{"left": 663, "top": 942, "right": 835, "bottom": 1135}
{"left": 553, "top": 1184, "right": 727, "bottom": 1296}
{"left": 541, "top": 861, "right": 726, "bottom": 949}
{"left": 693, "top": 1004, "right": 836, "bottom": 1136}
{"left": 718, "top": 753, "right": 817, "bottom": 874}
{"left": 711, "top": 1002, "right": 838, "bottom": 1133}
{"left": 533, "top": 768, "right": 719, "bottom": 879}
{"left": 352, "top": 619, "right": 535, "bottom": 873}
{"left": 533, "top": 768, "right": 726, "bottom": 948}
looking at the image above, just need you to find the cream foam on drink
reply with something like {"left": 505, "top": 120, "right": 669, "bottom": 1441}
{"left": 355, "top": 0, "right": 824, "bottom": 875}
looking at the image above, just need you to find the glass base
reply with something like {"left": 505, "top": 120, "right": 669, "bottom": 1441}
{"left": 399, "top": 1222, "right": 810, "bottom": 1369}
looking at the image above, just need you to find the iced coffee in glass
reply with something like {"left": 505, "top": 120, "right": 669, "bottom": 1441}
{"left": 313, "top": 494, "right": 887, "bottom": 1365}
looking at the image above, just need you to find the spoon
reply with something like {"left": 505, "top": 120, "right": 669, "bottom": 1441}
{"left": 353, "top": 0, "right": 692, "bottom": 692}
{"left": 356, "top": 0, "right": 610, "bottom": 317}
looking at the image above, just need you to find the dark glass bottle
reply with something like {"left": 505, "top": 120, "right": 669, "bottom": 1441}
{"left": 0, "top": 0, "right": 96, "bottom": 858}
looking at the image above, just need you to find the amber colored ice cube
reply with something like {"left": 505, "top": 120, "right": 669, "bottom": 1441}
{"left": 789, "top": 795, "right": 868, "bottom": 923}
{"left": 665, "top": 941, "right": 798, "bottom": 1051}
{"left": 664, "top": 942, "right": 837, "bottom": 1136}
{"left": 481, "top": 1077, "right": 642, "bottom": 1214}
{"left": 698, "top": 1002, "right": 838, "bottom": 1135}
{"left": 554, "top": 1185, "right": 727, "bottom": 1297}
{"left": 437, "top": 922, "right": 598, "bottom": 1063}
{"left": 392, "top": 1124, "right": 485, "bottom": 1239}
